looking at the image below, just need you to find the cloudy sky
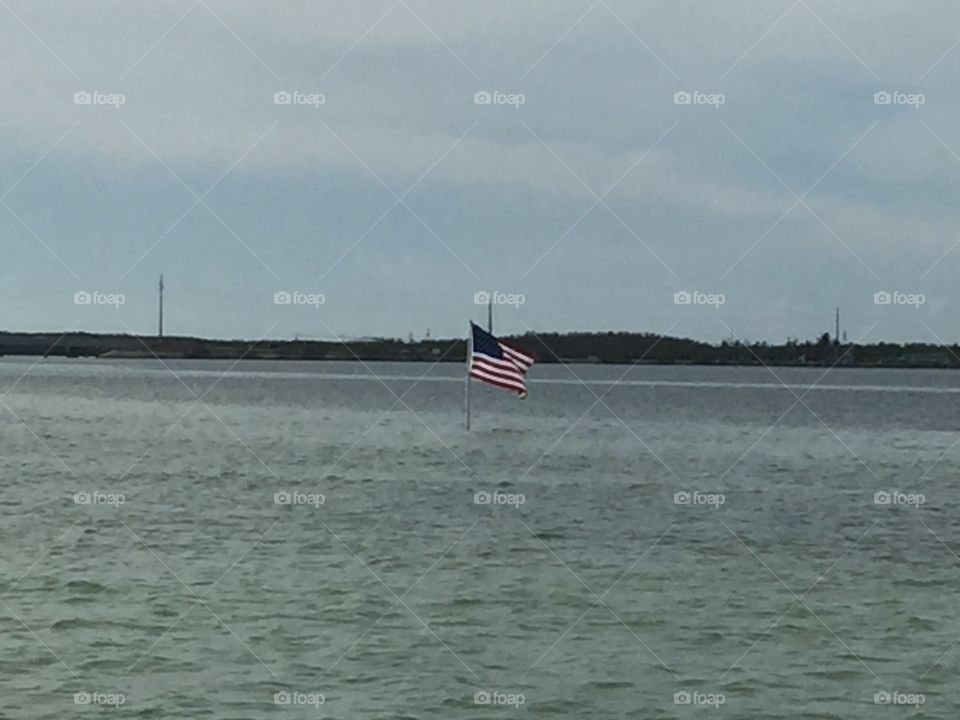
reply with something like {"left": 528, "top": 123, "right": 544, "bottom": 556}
{"left": 2, "top": 0, "right": 960, "bottom": 344}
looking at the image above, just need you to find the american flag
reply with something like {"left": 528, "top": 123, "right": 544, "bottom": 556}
{"left": 469, "top": 323, "right": 535, "bottom": 397}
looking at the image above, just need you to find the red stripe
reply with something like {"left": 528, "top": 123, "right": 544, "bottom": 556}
{"left": 470, "top": 341, "right": 534, "bottom": 396}
{"left": 501, "top": 343, "right": 533, "bottom": 364}
{"left": 471, "top": 360, "right": 526, "bottom": 382}
{"left": 501, "top": 354, "right": 533, "bottom": 374}
{"left": 470, "top": 367, "right": 525, "bottom": 390}
{"left": 500, "top": 343, "right": 535, "bottom": 367}
{"left": 472, "top": 353, "right": 523, "bottom": 374}
{"left": 475, "top": 349, "right": 532, "bottom": 376}
{"left": 470, "top": 369, "right": 527, "bottom": 394}
{"left": 472, "top": 357, "right": 526, "bottom": 383}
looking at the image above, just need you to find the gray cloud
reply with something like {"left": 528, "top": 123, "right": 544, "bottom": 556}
{"left": 3, "top": 0, "right": 960, "bottom": 344}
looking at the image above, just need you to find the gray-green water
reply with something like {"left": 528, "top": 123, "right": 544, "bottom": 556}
{"left": 2, "top": 358, "right": 959, "bottom": 718}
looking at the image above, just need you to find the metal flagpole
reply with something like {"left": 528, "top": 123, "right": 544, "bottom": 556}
{"left": 488, "top": 298, "right": 493, "bottom": 333}
{"left": 465, "top": 322, "right": 472, "bottom": 431}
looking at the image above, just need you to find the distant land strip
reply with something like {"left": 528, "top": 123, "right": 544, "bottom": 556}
{"left": 1, "top": 331, "right": 959, "bottom": 369}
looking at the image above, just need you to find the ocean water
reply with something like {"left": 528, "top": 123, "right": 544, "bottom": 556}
{"left": 1, "top": 357, "right": 959, "bottom": 718}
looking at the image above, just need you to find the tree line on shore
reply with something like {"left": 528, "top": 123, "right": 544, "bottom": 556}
{"left": 0, "top": 330, "right": 957, "bottom": 367}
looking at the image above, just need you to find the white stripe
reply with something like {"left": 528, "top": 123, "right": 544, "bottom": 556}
{"left": 471, "top": 358, "right": 526, "bottom": 385}
{"left": 501, "top": 344, "right": 534, "bottom": 368}
{"left": 470, "top": 367, "right": 527, "bottom": 392}
{"left": 472, "top": 351, "right": 524, "bottom": 374}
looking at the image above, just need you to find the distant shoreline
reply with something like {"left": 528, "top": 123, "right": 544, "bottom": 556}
{"left": 1, "top": 331, "right": 957, "bottom": 369}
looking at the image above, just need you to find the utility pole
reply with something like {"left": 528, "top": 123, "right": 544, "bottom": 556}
{"left": 158, "top": 274, "right": 164, "bottom": 339}
{"left": 835, "top": 307, "right": 840, "bottom": 345}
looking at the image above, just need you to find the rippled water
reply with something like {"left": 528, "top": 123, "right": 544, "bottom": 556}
{"left": 2, "top": 358, "right": 959, "bottom": 718}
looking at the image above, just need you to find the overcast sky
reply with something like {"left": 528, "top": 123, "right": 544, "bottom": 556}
{"left": 2, "top": 0, "right": 960, "bottom": 344}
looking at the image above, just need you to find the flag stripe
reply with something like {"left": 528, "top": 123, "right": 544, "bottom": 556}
{"left": 501, "top": 344, "right": 535, "bottom": 370}
{"left": 471, "top": 358, "right": 527, "bottom": 387}
{"left": 469, "top": 323, "right": 535, "bottom": 396}
{"left": 473, "top": 352, "right": 524, "bottom": 373}
{"left": 469, "top": 367, "right": 527, "bottom": 394}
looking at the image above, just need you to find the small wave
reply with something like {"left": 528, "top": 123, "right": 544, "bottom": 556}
{"left": 893, "top": 577, "right": 947, "bottom": 588}
{"left": 51, "top": 617, "right": 89, "bottom": 630}
{"left": 130, "top": 708, "right": 165, "bottom": 718}
{"left": 526, "top": 528, "right": 569, "bottom": 541}
{"left": 149, "top": 605, "right": 181, "bottom": 618}
{"left": 718, "top": 680, "right": 756, "bottom": 695}
{"left": 79, "top": 656, "right": 144, "bottom": 671}
{"left": 64, "top": 579, "right": 108, "bottom": 594}
{"left": 579, "top": 679, "right": 635, "bottom": 690}
{"left": 907, "top": 615, "right": 941, "bottom": 630}
{"left": 803, "top": 667, "right": 868, "bottom": 680}
{"left": 341, "top": 675, "right": 381, "bottom": 686}
{"left": 450, "top": 596, "right": 484, "bottom": 607}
